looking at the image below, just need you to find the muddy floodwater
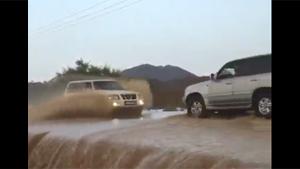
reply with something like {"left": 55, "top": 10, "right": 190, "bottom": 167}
{"left": 28, "top": 110, "right": 271, "bottom": 169}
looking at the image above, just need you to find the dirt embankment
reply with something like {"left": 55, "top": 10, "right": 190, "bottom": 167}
{"left": 28, "top": 115, "right": 271, "bottom": 169}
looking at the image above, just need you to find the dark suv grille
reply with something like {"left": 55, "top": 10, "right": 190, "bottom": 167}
{"left": 121, "top": 94, "right": 136, "bottom": 100}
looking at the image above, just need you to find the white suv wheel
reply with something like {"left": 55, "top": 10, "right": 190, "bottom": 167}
{"left": 255, "top": 93, "right": 271, "bottom": 118}
{"left": 258, "top": 97, "right": 272, "bottom": 115}
{"left": 191, "top": 101, "right": 203, "bottom": 116}
{"left": 187, "top": 97, "right": 209, "bottom": 118}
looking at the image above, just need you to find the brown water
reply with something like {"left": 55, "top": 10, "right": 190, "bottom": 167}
{"left": 28, "top": 93, "right": 115, "bottom": 122}
{"left": 28, "top": 115, "right": 271, "bottom": 169}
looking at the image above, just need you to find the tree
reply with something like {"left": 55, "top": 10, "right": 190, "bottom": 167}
{"left": 75, "top": 59, "right": 89, "bottom": 74}
{"left": 56, "top": 58, "right": 121, "bottom": 77}
{"left": 88, "top": 65, "right": 102, "bottom": 75}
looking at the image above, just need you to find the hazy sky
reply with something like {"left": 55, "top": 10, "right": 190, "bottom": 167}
{"left": 29, "top": 0, "right": 271, "bottom": 81}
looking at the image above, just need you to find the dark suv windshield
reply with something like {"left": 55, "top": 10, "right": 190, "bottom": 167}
{"left": 93, "top": 81, "right": 124, "bottom": 90}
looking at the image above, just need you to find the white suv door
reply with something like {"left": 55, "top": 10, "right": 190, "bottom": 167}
{"left": 232, "top": 74, "right": 256, "bottom": 106}
{"left": 207, "top": 63, "right": 236, "bottom": 107}
{"left": 232, "top": 56, "right": 272, "bottom": 107}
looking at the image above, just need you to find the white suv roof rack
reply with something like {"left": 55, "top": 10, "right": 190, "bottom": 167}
{"left": 67, "top": 79, "right": 116, "bottom": 84}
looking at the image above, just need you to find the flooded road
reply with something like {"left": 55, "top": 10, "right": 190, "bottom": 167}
{"left": 29, "top": 110, "right": 271, "bottom": 169}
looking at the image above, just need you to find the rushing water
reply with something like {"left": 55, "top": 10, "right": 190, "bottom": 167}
{"left": 29, "top": 109, "right": 271, "bottom": 169}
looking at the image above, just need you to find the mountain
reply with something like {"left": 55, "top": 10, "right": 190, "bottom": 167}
{"left": 121, "top": 64, "right": 198, "bottom": 81}
{"left": 121, "top": 64, "right": 210, "bottom": 108}
{"left": 148, "top": 76, "right": 210, "bottom": 108}
{"left": 29, "top": 64, "right": 209, "bottom": 108}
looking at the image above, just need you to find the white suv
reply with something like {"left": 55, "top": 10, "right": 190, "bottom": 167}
{"left": 183, "top": 54, "right": 271, "bottom": 118}
{"left": 65, "top": 79, "right": 144, "bottom": 113}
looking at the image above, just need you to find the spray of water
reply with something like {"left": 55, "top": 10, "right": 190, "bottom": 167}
{"left": 28, "top": 93, "right": 115, "bottom": 122}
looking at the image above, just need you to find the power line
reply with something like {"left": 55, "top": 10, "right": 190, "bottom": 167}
{"left": 52, "top": 0, "right": 143, "bottom": 33}
{"left": 31, "top": 0, "right": 113, "bottom": 34}
{"left": 31, "top": 0, "right": 143, "bottom": 37}
{"left": 31, "top": 0, "right": 131, "bottom": 35}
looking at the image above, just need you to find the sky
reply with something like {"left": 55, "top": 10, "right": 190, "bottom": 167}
{"left": 28, "top": 0, "right": 271, "bottom": 82}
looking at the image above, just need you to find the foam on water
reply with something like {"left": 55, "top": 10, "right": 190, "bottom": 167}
{"left": 29, "top": 115, "right": 271, "bottom": 169}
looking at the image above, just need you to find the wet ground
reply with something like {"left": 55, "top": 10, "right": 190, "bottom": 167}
{"left": 28, "top": 110, "right": 271, "bottom": 169}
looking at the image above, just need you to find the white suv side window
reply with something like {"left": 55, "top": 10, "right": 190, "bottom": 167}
{"left": 216, "top": 62, "right": 237, "bottom": 80}
{"left": 218, "top": 68, "right": 235, "bottom": 78}
{"left": 67, "top": 82, "right": 92, "bottom": 93}
{"left": 234, "top": 55, "right": 271, "bottom": 76}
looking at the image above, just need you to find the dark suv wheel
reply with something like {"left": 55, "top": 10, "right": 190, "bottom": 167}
{"left": 254, "top": 92, "right": 271, "bottom": 118}
{"left": 187, "top": 96, "right": 209, "bottom": 118}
